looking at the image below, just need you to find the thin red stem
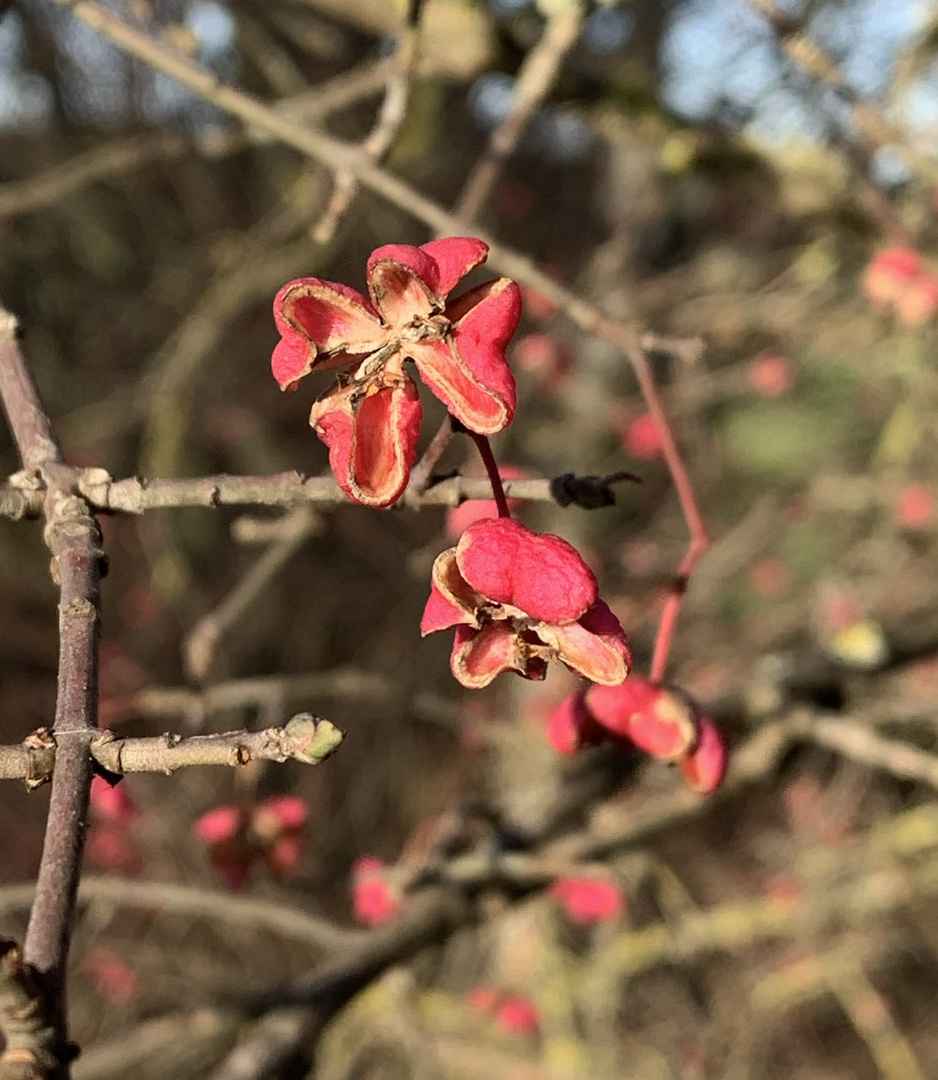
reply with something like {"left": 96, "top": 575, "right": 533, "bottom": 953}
{"left": 597, "top": 321, "right": 709, "bottom": 683}
{"left": 467, "top": 432, "right": 511, "bottom": 520}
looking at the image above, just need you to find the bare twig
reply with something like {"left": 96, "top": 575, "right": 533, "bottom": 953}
{"left": 825, "top": 953, "right": 927, "bottom": 1080}
{"left": 805, "top": 713, "right": 938, "bottom": 789}
{"left": 70, "top": 1009, "right": 239, "bottom": 1080}
{"left": 0, "top": 713, "right": 343, "bottom": 786}
{"left": 184, "top": 507, "right": 321, "bottom": 682}
{"left": 404, "top": 415, "right": 454, "bottom": 499}
{"left": 2, "top": 469, "right": 617, "bottom": 518}
{"left": 100, "top": 668, "right": 463, "bottom": 732}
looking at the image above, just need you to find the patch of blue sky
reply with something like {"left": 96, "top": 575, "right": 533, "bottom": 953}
{"left": 904, "top": 66, "right": 938, "bottom": 137}
{"left": 57, "top": 10, "right": 128, "bottom": 125}
{"left": 0, "top": 11, "right": 54, "bottom": 132}
{"left": 660, "top": 0, "right": 934, "bottom": 157}
{"left": 186, "top": 1, "right": 236, "bottom": 60}
{"left": 808, "top": 0, "right": 921, "bottom": 98}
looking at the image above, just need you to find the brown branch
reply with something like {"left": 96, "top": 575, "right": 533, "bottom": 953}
{"left": 0, "top": 714, "right": 344, "bottom": 787}
{"left": 0, "top": 307, "right": 105, "bottom": 1078}
{"left": 0, "top": 314, "right": 61, "bottom": 470}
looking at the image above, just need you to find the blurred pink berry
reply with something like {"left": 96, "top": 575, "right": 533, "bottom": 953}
{"left": 550, "top": 876, "right": 624, "bottom": 924}
{"left": 546, "top": 691, "right": 607, "bottom": 754}
{"left": 861, "top": 247, "right": 922, "bottom": 306}
{"left": 252, "top": 795, "right": 309, "bottom": 837}
{"left": 352, "top": 857, "right": 400, "bottom": 926}
{"left": 513, "top": 333, "right": 572, "bottom": 390}
{"left": 194, "top": 804, "right": 243, "bottom": 845}
{"left": 252, "top": 796, "right": 308, "bottom": 879}
{"left": 586, "top": 677, "right": 698, "bottom": 761}
{"left": 895, "top": 484, "right": 936, "bottom": 529}
{"left": 748, "top": 352, "right": 793, "bottom": 397}
{"left": 521, "top": 262, "right": 563, "bottom": 320}
{"left": 896, "top": 273, "right": 938, "bottom": 326}
{"left": 765, "top": 874, "right": 802, "bottom": 903}
{"left": 679, "top": 716, "right": 727, "bottom": 795}
{"left": 749, "top": 557, "right": 792, "bottom": 597}
{"left": 266, "top": 833, "right": 304, "bottom": 879}
{"left": 466, "top": 985, "right": 502, "bottom": 1015}
{"left": 90, "top": 775, "right": 137, "bottom": 824}
{"left": 85, "top": 825, "right": 141, "bottom": 875}
{"left": 495, "top": 996, "right": 540, "bottom": 1034}
{"left": 87, "top": 778, "right": 142, "bottom": 874}
{"left": 621, "top": 413, "right": 663, "bottom": 460}
{"left": 82, "top": 949, "right": 138, "bottom": 1005}
{"left": 194, "top": 797, "right": 308, "bottom": 888}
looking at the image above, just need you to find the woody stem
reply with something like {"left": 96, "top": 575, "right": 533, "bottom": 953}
{"left": 467, "top": 432, "right": 511, "bottom": 519}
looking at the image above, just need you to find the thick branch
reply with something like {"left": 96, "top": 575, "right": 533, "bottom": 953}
{"left": 0, "top": 306, "right": 103, "bottom": 1076}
